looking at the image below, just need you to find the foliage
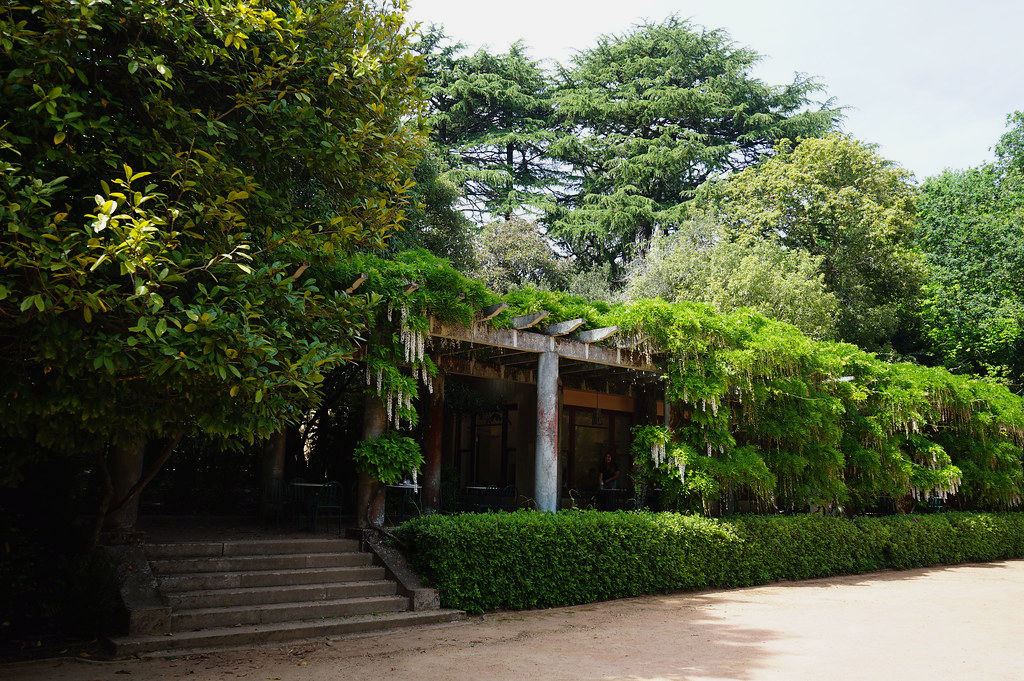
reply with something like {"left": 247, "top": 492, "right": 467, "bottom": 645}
{"left": 916, "top": 113, "right": 1024, "bottom": 388}
{"left": 547, "top": 16, "right": 840, "bottom": 274}
{"left": 563, "top": 263, "right": 616, "bottom": 303}
{"left": 386, "top": 146, "right": 477, "bottom": 270}
{"left": 0, "top": 0, "right": 423, "bottom": 457}
{"left": 495, "top": 287, "right": 1023, "bottom": 511}
{"left": 624, "top": 215, "right": 839, "bottom": 339}
{"left": 330, "top": 248, "right": 499, "bottom": 429}
{"left": 697, "top": 134, "right": 922, "bottom": 352}
{"left": 399, "top": 510, "right": 1024, "bottom": 613}
{"left": 352, "top": 431, "right": 423, "bottom": 484}
{"left": 418, "top": 28, "right": 563, "bottom": 221}
{"left": 469, "top": 218, "right": 569, "bottom": 293}
{"left": 629, "top": 424, "right": 688, "bottom": 487}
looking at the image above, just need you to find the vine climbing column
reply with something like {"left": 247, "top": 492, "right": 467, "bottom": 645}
{"left": 535, "top": 351, "right": 559, "bottom": 512}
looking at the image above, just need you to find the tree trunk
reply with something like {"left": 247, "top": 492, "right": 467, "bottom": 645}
{"left": 102, "top": 436, "right": 147, "bottom": 537}
{"left": 356, "top": 395, "right": 387, "bottom": 528}
{"left": 356, "top": 471, "right": 385, "bottom": 528}
{"left": 260, "top": 430, "right": 287, "bottom": 517}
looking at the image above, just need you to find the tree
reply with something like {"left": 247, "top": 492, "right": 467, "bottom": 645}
{"left": 548, "top": 16, "right": 840, "bottom": 274}
{"left": 624, "top": 215, "right": 839, "bottom": 339}
{"left": 418, "top": 28, "right": 563, "bottom": 221}
{"left": 470, "top": 218, "right": 568, "bottom": 293}
{"left": 0, "top": 0, "right": 423, "bottom": 534}
{"left": 385, "top": 146, "right": 477, "bottom": 271}
{"left": 917, "top": 113, "right": 1024, "bottom": 387}
{"left": 698, "top": 134, "right": 922, "bottom": 352}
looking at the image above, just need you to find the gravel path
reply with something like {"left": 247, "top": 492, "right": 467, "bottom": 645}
{"left": 8, "top": 560, "right": 1024, "bottom": 681}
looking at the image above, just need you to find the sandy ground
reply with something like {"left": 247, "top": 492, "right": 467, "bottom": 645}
{"left": 7, "top": 560, "right": 1024, "bottom": 681}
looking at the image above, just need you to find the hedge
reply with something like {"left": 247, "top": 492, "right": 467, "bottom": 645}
{"left": 397, "top": 510, "right": 1024, "bottom": 613}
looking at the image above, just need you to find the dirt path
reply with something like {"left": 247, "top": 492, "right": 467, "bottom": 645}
{"left": 8, "top": 560, "right": 1024, "bottom": 681}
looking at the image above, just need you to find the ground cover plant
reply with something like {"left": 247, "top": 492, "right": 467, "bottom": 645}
{"left": 399, "top": 510, "right": 1024, "bottom": 613}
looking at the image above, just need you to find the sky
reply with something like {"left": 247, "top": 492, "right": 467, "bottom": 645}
{"left": 405, "top": 0, "right": 1024, "bottom": 181}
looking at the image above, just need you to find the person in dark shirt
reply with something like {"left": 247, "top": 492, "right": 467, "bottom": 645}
{"left": 599, "top": 453, "right": 620, "bottom": 490}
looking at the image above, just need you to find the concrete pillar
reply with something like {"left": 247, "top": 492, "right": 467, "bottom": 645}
{"left": 422, "top": 372, "right": 445, "bottom": 513}
{"left": 534, "top": 351, "right": 559, "bottom": 512}
{"left": 356, "top": 395, "right": 387, "bottom": 528}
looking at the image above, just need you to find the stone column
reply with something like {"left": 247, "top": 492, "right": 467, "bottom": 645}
{"left": 422, "top": 372, "right": 445, "bottom": 513}
{"left": 356, "top": 395, "right": 387, "bottom": 528}
{"left": 534, "top": 351, "right": 559, "bottom": 512}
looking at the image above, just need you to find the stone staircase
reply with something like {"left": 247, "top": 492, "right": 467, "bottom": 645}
{"left": 109, "top": 537, "right": 462, "bottom": 656}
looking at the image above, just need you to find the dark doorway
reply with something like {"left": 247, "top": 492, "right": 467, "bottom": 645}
{"left": 561, "top": 405, "right": 634, "bottom": 495}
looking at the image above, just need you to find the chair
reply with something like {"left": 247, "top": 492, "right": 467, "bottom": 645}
{"left": 499, "top": 485, "right": 518, "bottom": 511}
{"left": 311, "top": 482, "right": 344, "bottom": 535}
{"left": 926, "top": 494, "right": 946, "bottom": 513}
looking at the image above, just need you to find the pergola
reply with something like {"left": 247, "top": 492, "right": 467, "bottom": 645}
{"left": 384, "top": 303, "right": 664, "bottom": 519}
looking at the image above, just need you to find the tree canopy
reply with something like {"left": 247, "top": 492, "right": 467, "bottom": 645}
{"left": 697, "top": 134, "right": 922, "bottom": 352}
{"left": 469, "top": 218, "right": 568, "bottom": 293}
{"left": 547, "top": 16, "right": 841, "bottom": 273}
{"left": 916, "top": 113, "right": 1024, "bottom": 388}
{"left": 624, "top": 216, "right": 839, "bottom": 339}
{"left": 0, "top": 0, "right": 423, "bottom": 489}
{"left": 418, "top": 29, "right": 562, "bottom": 222}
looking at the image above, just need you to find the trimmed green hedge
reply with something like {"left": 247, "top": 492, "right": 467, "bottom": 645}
{"left": 397, "top": 510, "right": 1024, "bottom": 613}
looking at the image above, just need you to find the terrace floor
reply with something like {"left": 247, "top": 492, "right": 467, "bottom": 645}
{"left": 9, "top": 559, "right": 1024, "bottom": 681}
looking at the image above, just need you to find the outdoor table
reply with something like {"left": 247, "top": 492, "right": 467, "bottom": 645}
{"left": 464, "top": 485, "right": 512, "bottom": 511}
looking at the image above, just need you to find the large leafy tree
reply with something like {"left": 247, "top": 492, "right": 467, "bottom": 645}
{"left": 419, "top": 28, "right": 563, "bottom": 221}
{"left": 917, "top": 112, "right": 1024, "bottom": 387}
{"left": 698, "top": 134, "right": 922, "bottom": 352}
{"left": 385, "top": 148, "right": 476, "bottom": 270}
{"left": 624, "top": 215, "right": 839, "bottom": 340}
{"left": 0, "top": 0, "right": 423, "bottom": 533}
{"left": 469, "top": 218, "right": 568, "bottom": 293}
{"left": 548, "top": 16, "right": 840, "bottom": 273}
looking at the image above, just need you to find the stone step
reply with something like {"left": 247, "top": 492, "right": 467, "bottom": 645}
{"left": 146, "top": 538, "right": 359, "bottom": 559}
{"left": 158, "top": 565, "right": 387, "bottom": 592}
{"left": 151, "top": 551, "right": 372, "bottom": 575}
{"left": 167, "top": 580, "right": 398, "bottom": 610}
{"left": 110, "top": 609, "right": 466, "bottom": 657}
{"left": 171, "top": 595, "right": 409, "bottom": 631}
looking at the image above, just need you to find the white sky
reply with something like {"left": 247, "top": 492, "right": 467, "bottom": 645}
{"left": 406, "top": 0, "right": 1024, "bottom": 181}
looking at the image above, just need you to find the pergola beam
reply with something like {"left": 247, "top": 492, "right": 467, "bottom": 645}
{"left": 478, "top": 302, "right": 508, "bottom": 321}
{"left": 543, "top": 318, "right": 586, "bottom": 337}
{"left": 511, "top": 311, "right": 549, "bottom": 329}
{"left": 575, "top": 325, "right": 619, "bottom": 343}
{"left": 429, "top": 318, "right": 658, "bottom": 372}
{"left": 344, "top": 273, "right": 368, "bottom": 294}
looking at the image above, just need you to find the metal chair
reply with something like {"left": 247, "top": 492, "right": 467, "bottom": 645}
{"left": 311, "top": 481, "right": 344, "bottom": 535}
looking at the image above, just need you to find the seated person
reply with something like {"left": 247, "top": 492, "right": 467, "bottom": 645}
{"left": 599, "top": 453, "right": 621, "bottom": 490}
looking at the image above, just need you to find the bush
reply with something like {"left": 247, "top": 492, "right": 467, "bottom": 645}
{"left": 398, "top": 510, "right": 1024, "bottom": 613}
